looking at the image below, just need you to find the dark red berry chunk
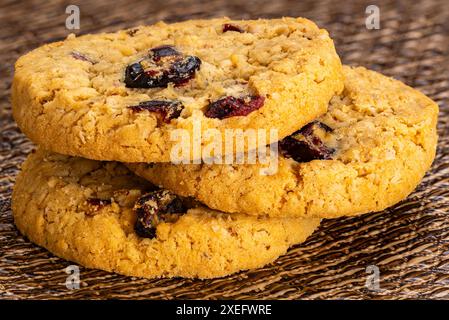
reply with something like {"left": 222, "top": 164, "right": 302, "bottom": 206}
{"left": 87, "top": 198, "right": 112, "bottom": 206}
{"left": 150, "top": 45, "right": 181, "bottom": 61}
{"left": 85, "top": 198, "right": 112, "bottom": 215}
{"left": 222, "top": 23, "right": 244, "bottom": 33}
{"left": 205, "top": 95, "right": 265, "bottom": 119}
{"left": 124, "top": 45, "right": 201, "bottom": 88}
{"left": 128, "top": 100, "right": 184, "bottom": 123}
{"left": 279, "top": 121, "right": 334, "bottom": 162}
{"left": 133, "top": 190, "right": 187, "bottom": 239}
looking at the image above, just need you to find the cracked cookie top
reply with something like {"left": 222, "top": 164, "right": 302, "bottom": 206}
{"left": 12, "top": 17, "right": 343, "bottom": 162}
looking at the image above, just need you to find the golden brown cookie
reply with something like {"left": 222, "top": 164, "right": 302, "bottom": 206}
{"left": 12, "top": 149, "right": 320, "bottom": 279}
{"left": 128, "top": 66, "right": 439, "bottom": 218}
{"left": 12, "top": 17, "right": 343, "bottom": 162}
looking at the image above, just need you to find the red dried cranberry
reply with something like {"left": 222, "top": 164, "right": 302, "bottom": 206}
{"left": 128, "top": 100, "right": 184, "bottom": 123}
{"left": 124, "top": 46, "right": 201, "bottom": 88}
{"left": 133, "top": 190, "right": 186, "bottom": 238}
{"left": 125, "top": 62, "right": 146, "bottom": 87}
{"left": 170, "top": 56, "right": 201, "bottom": 83}
{"left": 150, "top": 45, "right": 181, "bottom": 62}
{"left": 222, "top": 23, "right": 244, "bottom": 33}
{"left": 86, "top": 198, "right": 111, "bottom": 206}
{"left": 204, "top": 95, "right": 264, "bottom": 119}
{"left": 85, "top": 198, "right": 112, "bottom": 215}
{"left": 279, "top": 121, "right": 334, "bottom": 162}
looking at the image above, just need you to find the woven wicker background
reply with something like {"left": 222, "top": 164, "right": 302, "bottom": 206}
{"left": 1, "top": 0, "right": 449, "bottom": 299}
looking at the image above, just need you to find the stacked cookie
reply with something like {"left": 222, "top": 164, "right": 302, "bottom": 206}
{"left": 11, "top": 18, "right": 438, "bottom": 279}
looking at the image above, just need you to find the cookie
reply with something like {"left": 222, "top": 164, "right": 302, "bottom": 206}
{"left": 12, "top": 17, "right": 343, "bottom": 162}
{"left": 128, "top": 66, "right": 439, "bottom": 218}
{"left": 12, "top": 149, "right": 320, "bottom": 279}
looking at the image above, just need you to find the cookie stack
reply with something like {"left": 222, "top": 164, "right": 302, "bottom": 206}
{"left": 11, "top": 18, "right": 438, "bottom": 279}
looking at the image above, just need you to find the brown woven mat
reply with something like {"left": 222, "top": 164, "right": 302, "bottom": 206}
{"left": 1, "top": 0, "right": 449, "bottom": 299}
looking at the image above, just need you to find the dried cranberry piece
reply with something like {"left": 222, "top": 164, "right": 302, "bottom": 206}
{"left": 150, "top": 45, "right": 181, "bottom": 61}
{"left": 85, "top": 198, "right": 112, "bottom": 215}
{"left": 133, "top": 190, "right": 187, "bottom": 238}
{"left": 124, "top": 46, "right": 201, "bottom": 88}
{"left": 138, "top": 55, "right": 201, "bottom": 88}
{"left": 222, "top": 23, "right": 244, "bottom": 33}
{"left": 204, "top": 95, "right": 264, "bottom": 119}
{"left": 87, "top": 198, "right": 112, "bottom": 206}
{"left": 170, "top": 56, "right": 201, "bottom": 83}
{"left": 125, "top": 62, "right": 146, "bottom": 87}
{"left": 128, "top": 100, "right": 184, "bottom": 123}
{"left": 279, "top": 121, "right": 334, "bottom": 162}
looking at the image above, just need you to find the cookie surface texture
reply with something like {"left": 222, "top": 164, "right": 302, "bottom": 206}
{"left": 12, "top": 149, "right": 320, "bottom": 279}
{"left": 128, "top": 66, "right": 439, "bottom": 218}
{"left": 12, "top": 17, "right": 343, "bottom": 162}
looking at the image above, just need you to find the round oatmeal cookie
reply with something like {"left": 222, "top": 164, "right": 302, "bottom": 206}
{"left": 12, "top": 17, "right": 343, "bottom": 162}
{"left": 12, "top": 149, "right": 320, "bottom": 279}
{"left": 128, "top": 66, "right": 439, "bottom": 218}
